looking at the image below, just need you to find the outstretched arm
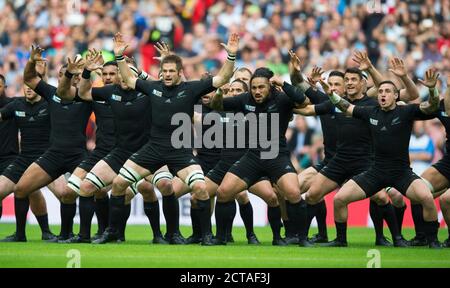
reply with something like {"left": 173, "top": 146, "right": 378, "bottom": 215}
{"left": 319, "top": 78, "right": 355, "bottom": 116}
{"left": 212, "top": 33, "right": 239, "bottom": 88}
{"left": 24, "top": 45, "right": 47, "bottom": 90}
{"left": 113, "top": 32, "right": 138, "bottom": 89}
{"left": 293, "top": 104, "right": 316, "bottom": 116}
{"left": 418, "top": 69, "right": 440, "bottom": 115}
{"left": 389, "top": 57, "right": 419, "bottom": 102}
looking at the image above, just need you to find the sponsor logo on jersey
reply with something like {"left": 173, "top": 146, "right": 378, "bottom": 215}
{"left": 165, "top": 98, "right": 172, "bottom": 103}
{"left": 380, "top": 126, "right": 387, "bottom": 131}
{"left": 245, "top": 105, "right": 256, "bottom": 112}
{"left": 370, "top": 118, "right": 378, "bottom": 126}
{"left": 441, "top": 111, "right": 448, "bottom": 117}
{"left": 52, "top": 95, "right": 61, "bottom": 103}
{"left": 111, "top": 94, "right": 122, "bottom": 101}
{"left": 15, "top": 111, "right": 26, "bottom": 117}
{"left": 152, "top": 89, "right": 162, "bottom": 97}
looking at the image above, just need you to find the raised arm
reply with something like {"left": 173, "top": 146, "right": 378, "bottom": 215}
{"left": 389, "top": 57, "right": 419, "bottom": 102}
{"left": 24, "top": 45, "right": 47, "bottom": 90}
{"left": 56, "top": 56, "right": 85, "bottom": 101}
{"left": 418, "top": 69, "right": 440, "bottom": 115}
{"left": 352, "top": 50, "right": 383, "bottom": 86}
{"left": 79, "top": 49, "right": 105, "bottom": 101}
{"left": 288, "top": 50, "right": 311, "bottom": 92}
{"left": 319, "top": 78, "right": 355, "bottom": 116}
{"left": 113, "top": 32, "right": 137, "bottom": 89}
{"left": 212, "top": 33, "right": 239, "bottom": 88}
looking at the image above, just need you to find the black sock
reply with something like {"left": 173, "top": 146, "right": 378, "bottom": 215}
{"left": 394, "top": 204, "right": 406, "bottom": 234}
{"left": 162, "top": 194, "right": 179, "bottom": 236}
{"left": 369, "top": 200, "right": 384, "bottom": 239}
{"left": 286, "top": 200, "right": 308, "bottom": 240}
{"left": 411, "top": 204, "right": 426, "bottom": 238}
{"left": 15, "top": 197, "right": 29, "bottom": 239}
{"left": 95, "top": 196, "right": 109, "bottom": 234}
{"left": 109, "top": 195, "right": 125, "bottom": 234}
{"left": 189, "top": 206, "right": 201, "bottom": 237}
{"left": 448, "top": 228, "right": 450, "bottom": 239}
{"left": 119, "top": 204, "right": 131, "bottom": 238}
{"left": 239, "top": 202, "right": 254, "bottom": 236}
{"left": 306, "top": 203, "right": 318, "bottom": 233}
{"left": 423, "top": 220, "right": 439, "bottom": 243}
{"left": 144, "top": 201, "right": 162, "bottom": 237}
{"left": 282, "top": 219, "right": 295, "bottom": 237}
{"left": 335, "top": 221, "right": 347, "bottom": 243}
{"left": 60, "top": 202, "right": 76, "bottom": 238}
{"left": 316, "top": 200, "right": 328, "bottom": 237}
{"left": 79, "top": 196, "right": 95, "bottom": 239}
{"left": 226, "top": 201, "right": 236, "bottom": 238}
{"left": 379, "top": 202, "right": 401, "bottom": 239}
{"left": 268, "top": 206, "right": 282, "bottom": 240}
{"left": 36, "top": 214, "right": 51, "bottom": 234}
{"left": 197, "top": 199, "right": 213, "bottom": 237}
{"left": 0, "top": 205, "right": 2, "bottom": 220}
{"left": 215, "top": 201, "right": 235, "bottom": 241}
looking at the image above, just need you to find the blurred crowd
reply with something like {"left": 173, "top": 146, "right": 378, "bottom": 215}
{"left": 0, "top": 0, "right": 449, "bottom": 169}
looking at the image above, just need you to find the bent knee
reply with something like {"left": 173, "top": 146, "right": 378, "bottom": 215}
{"left": 156, "top": 179, "right": 173, "bottom": 195}
{"left": 440, "top": 191, "right": 450, "bottom": 206}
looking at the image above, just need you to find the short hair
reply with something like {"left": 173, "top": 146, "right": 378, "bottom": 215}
{"left": 328, "top": 70, "right": 344, "bottom": 79}
{"left": 250, "top": 67, "right": 274, "bottom": 84}
{"left": 103, "top": 61, "right": 118, "bottom": 68}
{"left": 378, "top": 80, "right": 399, "bottom": 94}
{"left": 161, "top": 54, "right": 183, "bottom": 71}
{"left": 344, "top": 67, "right": 364, "bottom": 80}
{"left": 231, "top": 79, "right": 249, "bottom": 92}
{"left": 235, "top": 67, "right": 252, "bottom": 76}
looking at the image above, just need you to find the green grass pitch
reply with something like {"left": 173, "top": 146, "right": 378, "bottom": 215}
{"left": 0, "top": 224, "right": 449, "bottom": 268}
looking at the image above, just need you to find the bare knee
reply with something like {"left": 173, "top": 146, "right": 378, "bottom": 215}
{"left": 217, "top": 185, "right": 234, "bottom": 202}
{"left": 440, "top": 191, "right": 450, "bottom": 207}
{"left": 266, "top": 192, "right": 279, "bottom": 207}
{"left": 60, "top": 188, "right": 78, "bottom": 204}
{"left": 371, "top": 191, "right": 389, "bottom": 205}
{"left": 191, "top": 181, "right": 208, "bottom": 200}
{"left": 305, "top": 187, "right": 322, "bottom": 205}
{"left": 156, "top": 179, "right": 173, "bottom": 196}
{"left": 112, "top": 176, "right": 129, "bottom": 196}
{"left": 387, "top": 188, "right": 405, "bottom": 207}
{"left": 235, "top": 192, "right": 249, "bottom": 205}
{"left": 80, "top": 181, "right": 97, "bottom": 197}
{"left": 334, "top": 193, "right": 347, "bottom": 208}
{"left": 14, "top": 182, "right": 28, "bottom": 199}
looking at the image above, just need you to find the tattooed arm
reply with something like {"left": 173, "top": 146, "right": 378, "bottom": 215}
{"left": 318, "top": 78, "right": 355, "bottom": 116}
